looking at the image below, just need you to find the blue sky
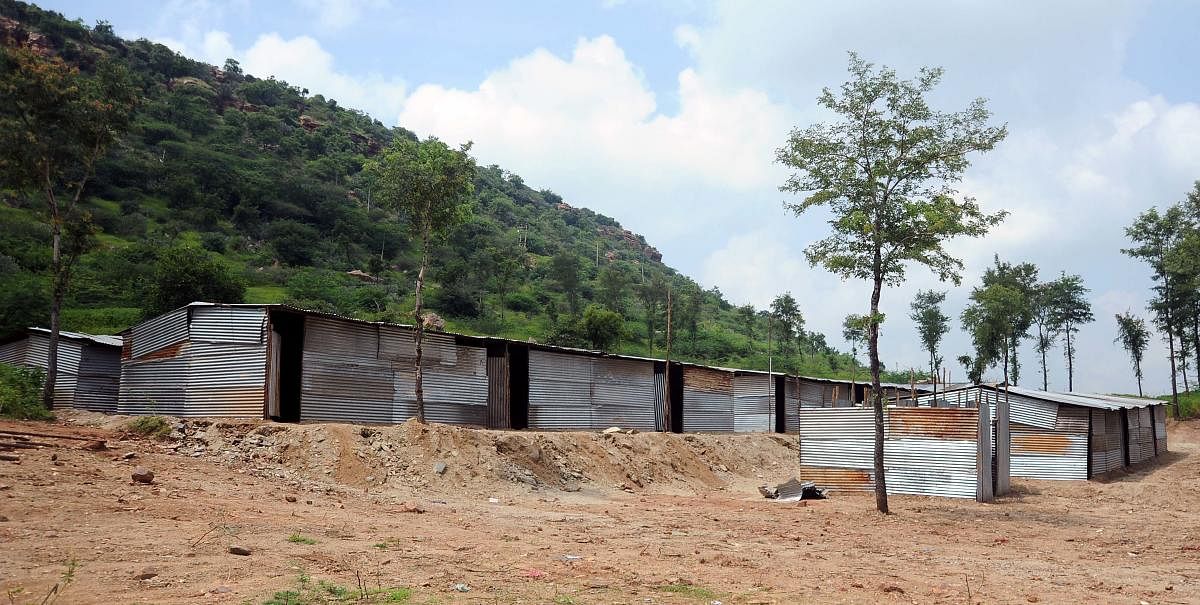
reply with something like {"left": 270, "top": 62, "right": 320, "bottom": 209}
{"left": 39, "top": 0, "right": 1200, "bottom": 395}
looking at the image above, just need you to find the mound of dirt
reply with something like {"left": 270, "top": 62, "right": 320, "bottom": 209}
{"left": 71, "top": 411, "right": 803, "bottom": 499}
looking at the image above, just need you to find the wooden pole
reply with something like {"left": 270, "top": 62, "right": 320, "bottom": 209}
{"left": 663, "top": 287, "right": 672, "bottom": 433}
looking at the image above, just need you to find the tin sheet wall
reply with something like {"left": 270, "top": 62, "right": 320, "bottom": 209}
{"left": 0, "top": 339, "right": 25, "bottom": 366}
{"left": 526, "top": 350, "right": 656, "bottom": 431}
{"left": 1127, "top": 407, "right": 1156, "bottom": 464}
{"left": 784, "top": 377, "right": 800, "bottom": 433}
{"left": 22, "top": 334, "right": 85, "bottom": 408}
{"left": 75, "top": 342, "right": 121, "bottom": 413}
{"left": 300, "top": 316, "right": 486, "bottom": 426}
{"left": 1154, "top": 405, "right": 1167, "bottom": 455}
{"left": 682, "top": 366, "right": 733, "bottom": 432}
{"left": 1090, "top": 409, "right": 1124, "bottom": 475}
{"left": 732, "top": 373, "right": 772, "bottom": 433}
{"left": 797, "top": 407, "right": 989, "bottom": 500}
{"left": 120, "top": 307, "right": 268, "bottom": 417}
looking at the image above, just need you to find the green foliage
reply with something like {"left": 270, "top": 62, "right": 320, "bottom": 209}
{"left": 124, "top": 415, "right": 171, "bottom": 439}
{"left": 0, "top": 363, "right": 52, "bottom": 420}
{"left": 1115, "top": 311, "right": 1151, "bottom": 396}
{"left": 260, "top": 571, "right": 412, "bottom": 604}
{"left": 287, "top": 532, "right": 317, "bottom": 545}
{"left": 0, "top": 272, "right": 48, "bottom": 337}
{"left": 1042, "top": 272, "right": 1095, "bottom": 389}
{"left": 583, "top": 304, "right": 622, "bottom": 350}
{"left": 909, "top": 289, "right": 949, "bottom": 380}
{"left": 658, "top": 583, "right": 718, "bottom": 600}
{"left": 147, "top": 246, "right": 246, "bottom": 315}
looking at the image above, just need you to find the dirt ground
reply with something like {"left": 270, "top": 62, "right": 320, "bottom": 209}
{"left": 1, "top": 413, "right": 1198, "bottom": 605}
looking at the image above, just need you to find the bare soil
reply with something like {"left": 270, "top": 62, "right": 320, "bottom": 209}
{"left": 1, "top": 413, "right": 1198, "bottom": 604}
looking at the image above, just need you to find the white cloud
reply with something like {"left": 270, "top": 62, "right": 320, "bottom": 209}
{"left": 295, "top": 0, "right": 390, "bottom": 32}
{"left": 399, "top": 35, "right": 792, "bottom": 250}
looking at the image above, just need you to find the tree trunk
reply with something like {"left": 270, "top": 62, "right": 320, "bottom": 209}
{"left": 1164, "top": 274, "right": 1180, "bottom": 416}
{"left": 930, "top": 348, "right": 936, "bottom": 404}
{"left": 868, "top": 270, "right": 888, "bottom": 514}
{"left": 1192, "top": 312, "right": 1200, "bottom": 391}
{"left": 1039, "top": 326, "right": 1049, "bottom": 391}
{"left": 1135, "top": 357, "right": 1143, "bottom": 397}
{"left": 42, "top": 206, "right": 62, "bottom": 408}
{"left": 1167, "top": 321, "right": 1180, "bottom": 417}
{"left": 1065, "top": 322, "right": 1074, "bottom": 392}
{"left": 413, "top": 231, "right": 429, "bottom": 424}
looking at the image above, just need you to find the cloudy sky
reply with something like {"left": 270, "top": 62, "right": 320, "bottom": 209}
{"left": 46, "top": 0, "right": 1200, "bottom": 395}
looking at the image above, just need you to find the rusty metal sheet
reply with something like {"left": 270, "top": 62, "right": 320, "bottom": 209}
{"left": 797, "top": 465, "right": 873, "bottom": 492}
{"left": 130, "top": 307, "right": 188, "bottom": 359}
{"left": 1009, "top": 422, "right": 1087, "bottom": 480}
{"left": 888, "top": 408, "right": 978, "bottom": 440}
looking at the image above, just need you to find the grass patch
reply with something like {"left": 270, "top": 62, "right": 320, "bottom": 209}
{"left": 552, "top": 596, "right": 578, "bottom": 605}
{"left": 1160, "top": 390, "right": 1200, "bottom": 419}
{"left": 659, "top": 583, "right": 718, "bottom": 600}
{"left": 246, "top": 285, "right": 288, "bottom": 304}
{"left": 287, "top": 533, "right": 317, "bottom": 545}
{"left": 260, "top": 572, "right": 412, "bottom": 604}
{"left": 124, "top": 416, "right": 171, "bottom": 440}
{"left": 60, "top": 307, "right": 142, "bottom": 335}
{"left": 0, "top": 364, "right": 53, "bottom": 421}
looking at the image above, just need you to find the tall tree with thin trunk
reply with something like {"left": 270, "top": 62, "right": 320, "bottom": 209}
{"left": 1045, "top": 272, "right": 1094, "bottom": 391}
{"left": 980, "top": 256, "right": 1038, "bottom": 385}
{"left": 366, "top": 137, "right": 476, "bottom": 423}
{"left": 909, "top": 290, "right": 949, "bottom": 400}
{"left": 0, "top": 45, "right": 136, "bottom": 407}
{"left": 1114, "top": 311, "right": 1150, "bottom": 396}
{"left": 1123, "top": 206, "right": 1185, "bottom": 416}
{"left": 962, "top": 283, "right": 1023, "bottom": 386}
{"left": 1030, "top": 282, "right": 1058, "bottom": 391}
{"left": 778, "top": 53, "right": 1006, "bottom": 513}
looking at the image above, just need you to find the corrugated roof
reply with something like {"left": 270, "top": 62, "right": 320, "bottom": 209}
{"left": 997, "top": 385, "right": 1157, "bottom": 410}
{"left": 27, "top": 327, "right": 122, "bottom": 348}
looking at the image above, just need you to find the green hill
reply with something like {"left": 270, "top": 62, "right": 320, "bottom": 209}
{"left": 0, "top": 0, "right": 896, "bottom": 380}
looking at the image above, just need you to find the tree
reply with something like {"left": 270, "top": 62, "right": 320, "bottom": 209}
{"left": 980, "top": 257, "right": 1038, "bottom": 385}
{"left": 1123, "top": 206, "right": 1185, "bottom": 416}
{"left": 583, "top": 304, "right": 622, "bottom": 350}
{"left": 909, "top": 290, "right": 949, "bottom": 399}
{"left": 366, "top": 137, "right": 476, "bottom": 423}
{"left": 597, "top": 265, "right": 627, "bottom": 313}
{"left": 736, "top": 304, "right": 757, "bottom": 352}
{"left": 842, "top": 314, "right": 869, "bottom": 379}
{"left": 1044, "top": 272, "right": 1094, "bottom": 391}
{"left": 550, "top": 251, "right": 582, "bottom": 314}
{"left": 638, "top": 272, "right": 667, "bottom": 354}
{"left": 777, "top": 53, "right": 1006, "bottom": 513}
{"left": 962, "top": 283, "right": 1023, "bottom": 386}
{"left": 0, "top": 45, "right": 137, "bottom": 406}
{"left": 147, "top": 246, "right": 246, "bottom": 315}
{"left": 679, "top": 285, "right": 703, "bottom": 351}
{"left": 1115, "top": 311, "right": 1150, "bottom": 396}
{"left": 1030, "top": 282, "right": 1058, "bottom": 391}
{"left": 770, "top": 292, "right": 804, "bottom": 354}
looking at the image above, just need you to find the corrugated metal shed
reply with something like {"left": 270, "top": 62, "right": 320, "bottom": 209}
{"left": 1, "top": 329, "right": 121, "bottom": 411}
{"left": 796, "top": 406, "right": 991, "bottom": 500}
{"left": 528, "top": 349, "right": 593, "bottom": 430}
{"left": 130, "top": 307, "right": 188, "bottom": 359}
{"left": 682, "top": 365, "right": 734, "bottom": 432}
{"left": 732, "top": 373, "right": 772, "bottom": 433}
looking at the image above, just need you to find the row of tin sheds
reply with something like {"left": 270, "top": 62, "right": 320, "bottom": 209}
{"left": 0, "top": 302, "right": 1169, "bottom": 502}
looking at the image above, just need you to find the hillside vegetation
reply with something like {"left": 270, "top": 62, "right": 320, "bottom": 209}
{"left": 0, "top": 0, "right": 916, "bottom": 380}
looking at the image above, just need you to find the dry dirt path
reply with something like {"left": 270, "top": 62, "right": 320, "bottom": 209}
{"left": 0, "top": 416, "right": 1197, "bottom": 604}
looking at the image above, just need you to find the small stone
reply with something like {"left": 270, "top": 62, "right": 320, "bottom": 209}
{"left": 131, "top": 467, "right": 155, "bottom": 484}
{"left": 133, "top": 568, "right": 158, "bottom": 581}
{"left": 228, "top": 545, "right": 252, "bottom": 556}
{"left": 602, "top": 427, "right": 622, "bottom": 434}
{"left": 50, "top": 453, "right": 57, "bottom": 461}
{"left": 563, "top": 481, "right": 581, "bottom": 492}
{"left": 211, "top": 586, "right": 232, "bottom": 594}
{"left": 433, "top": 461, "right": 448, "bottom": 475}
{"left": 122, "top": 452, "right": 137, "bottom": 460}
{"left": 83, "top": 440, "right": 107, "bottom": 451}
{"left": 285, "top": 495, "right": 297, "bottom": 503}
{"left": 0, "top": 515, "right": 8, "bottom": 522}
